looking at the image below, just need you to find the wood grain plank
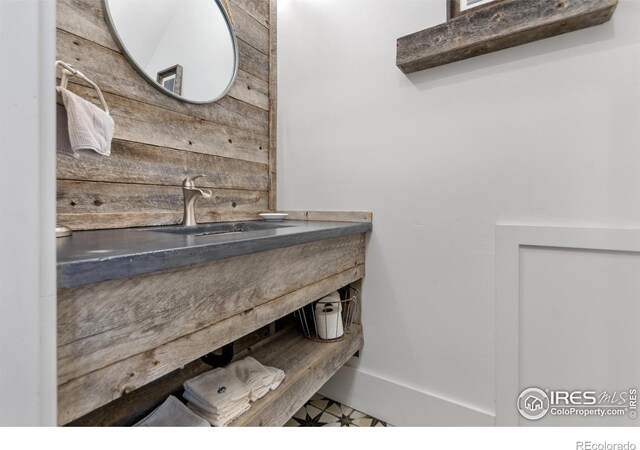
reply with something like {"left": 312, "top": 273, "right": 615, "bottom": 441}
{"left": 228, "top": 1, "right": 269, "bottom": 55}
{"left": 57, "top": 0, "right": 118, "bottom": 51}
{"left": 216, "top": 94, "right": 269, "bottom": 127}
{"left": 63, "top": 82, "right": 269, "bottom": 164}
{"left": 57, "top": 211, "right": 263, "bottom": 231}
{"left": 396, "top": 0, "right": 618, "bottom": 73}
{"left": 57, "top": 235, "right": 364, "bottom": 382}
{"left": 231, "top": 0, "right": 270, "bottom": 28}
{"left": 58, "top": 138, "right": 269, "bottom": 191}
{"left": 230, "top": 324, "right": 364, "bottom": 426}
{"left": 238, "top": 38, "right": 269, "bottom": 82}
{"left": 284, "top": 211, "right": 373, "bottom": 223}
{"left": 57, "top": 180, "right": 267, "bottom": 230}
{"left": 58, "top": 265, "right": 365, "bottom": 424}
{"left": 268, "top": 0, "right": 278, "bottom": 211}
{"left": 227, "top": 69, "right": 270, "bottom": 111}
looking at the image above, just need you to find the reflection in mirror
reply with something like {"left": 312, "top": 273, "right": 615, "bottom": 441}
{"left": 103, "top": 0, "right": 238, "bottom": 104}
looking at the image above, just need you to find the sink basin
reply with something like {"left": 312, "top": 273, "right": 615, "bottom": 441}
{"left": 143, "top": 221, "right": 294, "bottom": 236}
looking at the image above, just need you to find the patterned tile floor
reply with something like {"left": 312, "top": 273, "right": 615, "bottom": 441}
{"left": 284, "top": 394, "right": 389, "bottom": 427}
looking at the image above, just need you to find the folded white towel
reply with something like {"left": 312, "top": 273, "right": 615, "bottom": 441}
{"left": 270, "top": 366, "right": 285, "bottom": 389}
{"left": 227, "top": 357, "right": 285, "bottom": 402}
{"left": 183, "top": 390, "right": 249, "bottom": 416}
{"left": 133, "top": 395, "right": 210, "bottom": 427}
{"left": 57, "top": 87, "right": 114, "bottom": 156}
{"left": 250, "top": 366, "right": 285, "bottom": 400}
{"left": 187, "top": 400, "right": 251, "bottom": 427}
{"left": 227, "top": 357, "right": 271, "bottom": 388}
{"left": 183, "top": 367, "right": 250, "bottom": 412}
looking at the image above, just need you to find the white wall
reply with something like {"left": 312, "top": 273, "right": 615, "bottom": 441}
{"left": 0, "top": 0, "right": 57, "bottom": 426}
{"left": 278, "top": 0, "right": 640, "bottom": 425}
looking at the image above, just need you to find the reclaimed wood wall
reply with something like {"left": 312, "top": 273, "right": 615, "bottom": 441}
{"left": 56, "top": 0, "right": 277, "bottom": 230}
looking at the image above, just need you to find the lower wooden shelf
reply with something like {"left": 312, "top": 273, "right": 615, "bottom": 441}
{"left": 230, "top": 324, "right": 364, "bottom": 427}
{"left": 68, "top": 323, "right": 363, "bottom": 427}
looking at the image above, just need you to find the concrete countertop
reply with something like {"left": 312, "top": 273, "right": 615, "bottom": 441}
{"left": 57, "top": 220, "right": 372, "bottom": 289}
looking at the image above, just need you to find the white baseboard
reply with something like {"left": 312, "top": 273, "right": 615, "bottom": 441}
{"left": 319, "top": 364, "right": 496, "bottom": 426}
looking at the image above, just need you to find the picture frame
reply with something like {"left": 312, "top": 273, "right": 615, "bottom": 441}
{"left": 447, "top": 0, "right": 503, "bottom": 20}
{"left": 156, "top": 64, "right": 183, "bottom": 96}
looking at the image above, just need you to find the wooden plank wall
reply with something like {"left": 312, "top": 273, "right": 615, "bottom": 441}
{"left": 56, "top": 0, "right": 277, "bottom": 230}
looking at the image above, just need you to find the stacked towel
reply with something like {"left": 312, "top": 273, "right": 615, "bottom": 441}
{"left": 183, "top": 367, "right": 251, "bottom": 427}
{"left": 227, "top": 356, "right": 286, "bottom": 402}
{"left": 134, "top": 395, "right": 210, "bottom": 427}
{"left": 57, "top": 86, "right": 114, "bottom": 156}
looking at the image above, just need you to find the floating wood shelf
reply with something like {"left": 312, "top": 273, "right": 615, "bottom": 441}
{"left": 396, "top": 0, "right": 618, "bottom": 74}
{"left": 230, "top": 324, "right": 364, "bottom": 427}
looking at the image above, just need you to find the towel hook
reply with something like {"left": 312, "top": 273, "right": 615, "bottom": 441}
{"left": 55, "top": 60, "right": 110, "bottom": 115}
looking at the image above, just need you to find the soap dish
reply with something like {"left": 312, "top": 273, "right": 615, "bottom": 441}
{"left": 259, "top": 213, "right": 288, "bottom": 221}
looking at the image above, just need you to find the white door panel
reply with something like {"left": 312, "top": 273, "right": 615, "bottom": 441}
{"left": 497, "top": 226, "right": 640, "bottom": 426}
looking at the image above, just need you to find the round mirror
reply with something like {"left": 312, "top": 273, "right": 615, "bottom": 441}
{"left": 103, "top": 0, "right": 238, "bottom": 104}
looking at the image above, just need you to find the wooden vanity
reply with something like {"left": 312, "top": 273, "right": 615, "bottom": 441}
{"left": 57, "top": 212, "right": 371, "bottom": 426}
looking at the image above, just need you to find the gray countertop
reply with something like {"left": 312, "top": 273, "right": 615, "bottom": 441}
{"left": 57, "top": 220, "right": 372, "bottom": 289}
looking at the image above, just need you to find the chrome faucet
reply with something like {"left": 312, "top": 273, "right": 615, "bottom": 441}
{"left": 181, "top": 175, "right": 212, "bottom": 226}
